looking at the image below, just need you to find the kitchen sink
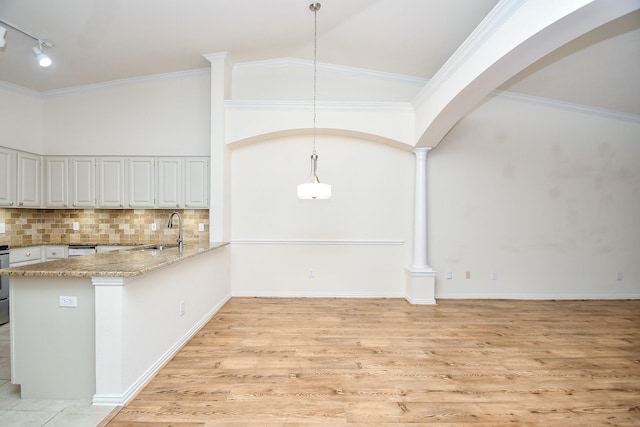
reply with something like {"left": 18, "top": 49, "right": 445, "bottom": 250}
{"left": 133, "top": 244, "right": 178, "bottom": 251}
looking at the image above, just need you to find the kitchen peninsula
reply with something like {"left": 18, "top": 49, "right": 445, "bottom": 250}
{"left": 0, "top": 242, "right": 230, "bottom": 405}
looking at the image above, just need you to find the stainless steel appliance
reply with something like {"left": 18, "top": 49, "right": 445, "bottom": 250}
{"left": 68, "top": 245, "right": 97, "bottom": 257}
{"left": 0, "top": 245, "right": 9, "bottom": 325}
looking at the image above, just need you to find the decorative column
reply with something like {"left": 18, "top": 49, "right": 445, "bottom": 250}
{"left": 405, "top": 147, "right": 436, "bottom": 304}
{"left": 204, "top": 52, "right": 232, "bottom": 243}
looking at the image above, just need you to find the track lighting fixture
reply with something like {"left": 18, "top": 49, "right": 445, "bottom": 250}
{"left": 33, "top": 40, "right": 52, "bottom": 67}
{"left": 297, "top": 2, "right": 331, "bottom": 200}
{"left": 0, "top": 18, "right": 55, "bottom": 67}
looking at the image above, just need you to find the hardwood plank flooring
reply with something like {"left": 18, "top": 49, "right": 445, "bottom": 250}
{"left": 104, "top": 298, "right": 640, "bottom": 426}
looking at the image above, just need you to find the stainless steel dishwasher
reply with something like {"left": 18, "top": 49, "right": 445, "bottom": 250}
{"left": 0, "top": 245, "right": 9, "bottom": 325}
{"left": 68, "top": 245, "right": 97, "bottom": 257}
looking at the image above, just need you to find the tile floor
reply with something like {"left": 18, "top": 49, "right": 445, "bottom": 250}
{"left": 0, "top": 323, "right": 116, "bottom": 426}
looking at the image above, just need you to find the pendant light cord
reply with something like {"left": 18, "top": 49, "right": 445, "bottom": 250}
{"left": 311, "top": 2, "right": 319, "bottom": 155}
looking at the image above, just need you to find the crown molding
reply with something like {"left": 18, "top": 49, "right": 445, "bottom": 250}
{"left": 0, "top": 80, "right": 41, "bottom": 97}
{"left": 492, "top": 90, "right": 640, "bottom": 123}
{"left": 225, "top": 99, "right": 413, "bottom": 112}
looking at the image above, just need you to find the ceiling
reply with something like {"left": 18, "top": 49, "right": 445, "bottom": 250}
{"left": 0, "top": 0, "right": 638, "bottom": 117}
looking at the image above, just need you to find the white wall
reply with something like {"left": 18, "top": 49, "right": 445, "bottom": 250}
{"left": 232, "top": 59, "right": 425, "bottom": 102}
{"left": 40, "top": 70, "right": 211, "bottom": 156}
{"left": 230, "top": 134, "right": 414, "bottom": 297}
{"left": 94, "top": 246, "right": 231, "bottom": 404}
{"left": 228, "top": 61, "right": 640, "bottom": 300}
{"left": 429, "top": 95, "right": 640, "bottom": 298}
{"left": 0, "top": 84, "right": 43, "bottom": 153}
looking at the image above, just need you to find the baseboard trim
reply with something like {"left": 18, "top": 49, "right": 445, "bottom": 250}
{"left": 232, "top": 290, "right": 405, "bottom": 298}
{"left": 436, "top": 293, "right": 640, "bottom": 300}
{"left": 92, "top": 294, "right": 231, "bottom": 406}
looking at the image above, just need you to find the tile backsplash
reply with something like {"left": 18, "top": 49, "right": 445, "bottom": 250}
{"left": 0, "top": 208, "right": 210, "bottom": 247}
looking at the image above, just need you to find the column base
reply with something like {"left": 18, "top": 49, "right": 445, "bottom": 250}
{"left": 405, "top": 267, "right": 437, "bottom": 305}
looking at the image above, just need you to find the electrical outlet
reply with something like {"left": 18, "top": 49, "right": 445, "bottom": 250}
{"left": 445, "top": 271, "right": 453, "bottom": 280}
{"left": 617, "top": 272, "right": 623, "bottom": 281}
{"left": 0, "top": 223, "right": 5, "bottom": 234}
{"left": 179, "top": 301, "right": 186, "bottom": 316}
{"left": 308, "top": 268, "right": 316, "bottom": 279}
{"left": 59, "top": 296, "right": 78, "bottom": 308}
{"left": 465, "top": 271, "right": 471, "bottom": 280}
{"left": 198, "top": 223, "right": 205, "bottom": 232}
{"left": 151, "top": 223, "right": 157, "bottom": 231}
{"left": 72, "top": 221, "right": 80, "bottom": 231}
{"left": 491, "top": 271, "right": 498, "bottom": 280}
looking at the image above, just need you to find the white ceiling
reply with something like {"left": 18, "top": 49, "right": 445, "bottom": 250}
{"left": 0, "top": 0, "right": 638, "bottom": 117}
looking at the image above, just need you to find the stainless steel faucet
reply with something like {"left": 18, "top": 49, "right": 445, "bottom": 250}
{"left": 168, "top": 211, "right": 184, "bottom": 253}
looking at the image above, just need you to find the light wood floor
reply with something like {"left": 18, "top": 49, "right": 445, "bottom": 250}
{"left": 103, "top": 298, "right": 640, "bottom": 426}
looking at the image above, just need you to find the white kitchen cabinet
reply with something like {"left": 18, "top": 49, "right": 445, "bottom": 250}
{"left": 184, "top": 157, "right": 209, "bottom": 208}
{"left": 45, "top": 245, "right": 68, "bottom": 260}
{"left": 16, "top": 151, "right": 42, "bottom": 208}
{"left": 0, "top": 147, "right": 16, "bottom": 207}
{"left": 45, "top": 157, "right": 70, "bottom": 208}
{"left": 157, "top": 157, "right": 209, "bottom": 209}
{"left": 157, "top": 158, "right": 182, "bottom": 208}
{"left": 70, "top": 157, "right": 96, "bottom": 208}
{"left": 97, "top": 157, "right": 126, "bottom": 208}
{"left": 10, "top": 246, "right": 43, "bottom": 266}
{"left": 128, "top": 158, "right": 155, "bottom": 208}
{"left": 1, "top": 148, "right": 210, "bottom": 210}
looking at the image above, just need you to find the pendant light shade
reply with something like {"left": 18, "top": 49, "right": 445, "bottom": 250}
{"left": 298, "top": 2, "right": 331, "bottom": 200}
{"left": 297, "top": 153, "right": 331, "bottom": 199}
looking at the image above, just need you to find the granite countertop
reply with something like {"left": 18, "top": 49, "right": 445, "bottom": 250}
{"left": 0, "top": 242, "right": 229, "bottom": 278}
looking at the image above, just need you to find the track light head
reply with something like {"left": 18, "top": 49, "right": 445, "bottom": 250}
{"left": 32, "top": 41, "right": 52, "bottom": 67}
{"left": 0, "top": 26, "right": 6, "bottom": 48}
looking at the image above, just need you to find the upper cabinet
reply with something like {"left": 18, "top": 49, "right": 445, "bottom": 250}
{"left": 96, "top": 157, "right": 126, "bottom": 208}
{"left": 184, "top": 157, "right": 209, "bottom": 209}
{"left": 1, "top": 148, "right": 42, "bottom": 208}
{"left": 157, "top": 158, "right": 182, "bottom": 208}
{"left": 45, "top": 157, "right": 97, "bottom": 208}
{"left": 0, "top": 147, "right": 16, "bottom": 207}
{"left": 128, "top": 158, "right": 156, "bottom": 208}
{"left": 70, "top": 157, "right": 96, "bottom": 208}
{"left": 157, "top": 157, "right": 208, "bottom": 209}
{"left": 0, "top": 148, "right": 209, "bottom": 209}
{"left": 45, "top": 157, "right": 70, "bottom": 208}
{"left": 16, "top": 151, "right": 42, "bottom": 208}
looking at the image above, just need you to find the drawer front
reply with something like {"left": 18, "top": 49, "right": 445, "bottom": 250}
{"left": 10, "top": 246, "right": 43, "bottom": 265}
{"left": 45, "top": 245, "right": 68, "bottom": 259}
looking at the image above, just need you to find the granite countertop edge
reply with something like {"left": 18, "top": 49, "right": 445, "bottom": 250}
{"left": 0, "top": 242, "right": 229, "bottom": 278}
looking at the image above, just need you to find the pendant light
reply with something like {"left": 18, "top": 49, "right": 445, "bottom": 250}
{"left": 297, "top": 2, "right": 331, "bottom": 200}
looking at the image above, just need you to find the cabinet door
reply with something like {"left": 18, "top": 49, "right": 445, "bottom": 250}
{"left": 128, "top": 158, "right": 155, "bottom": 208}
{"left": 0, "top": 147, "right": 15, "bottom": 207}
{"left": 45, "top": 157, "right": 69, "bottom": 208}
{"left": 184, "top": 157, "right": 209, "bottom": 208}
{"left": 70, "top": 157, "right": 96, "bottom": 208}
{"left": 97, "top": 157, "right": 126, "bottom": 208}
{"left": 17, "top": 151, "right": 42, "bottom": 208}
{"left": 157, "top": 158, "right": 182, "bottom": 208}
